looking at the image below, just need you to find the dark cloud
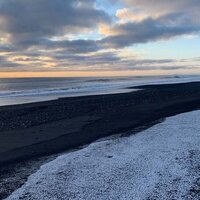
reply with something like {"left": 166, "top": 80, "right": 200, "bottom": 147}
{"left": 50, "top": 52, "right": 191, "bottom": 71}
{"left": 0, "top": 45, "right": 15, "bottom": 53}
{"left": 35, "top": 39, "right": 101, "bottom": 54}
{"left": 0, "top": 0, "right": 110, "bottom": 45}
{"left": 0, "top": 48, "right": 198, "bottom": 72}
{"left": 100, "top": 14, "right": 200, "bottom": 48}
{"left": 0, "top": 0, "right": 199, "bottom": 73}
{"left": 0, "top": 55, "right": 22, "bottom": 69}
{"left": 52, "top": 52, "right": 121, "bottom": 66}
{"left": 76, "top": 55, "right": 196, "bottom": 71}
{"left": 119, "top": 0, "right": 200, "bottom": 16}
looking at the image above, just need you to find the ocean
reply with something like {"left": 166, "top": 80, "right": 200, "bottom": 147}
{"left": 0, "top": 75, "right": 199, "bottom": 106}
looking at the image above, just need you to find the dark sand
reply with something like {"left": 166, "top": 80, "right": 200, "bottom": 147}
{"left": 0, "top": 81, "right": 200, "bottom": 198}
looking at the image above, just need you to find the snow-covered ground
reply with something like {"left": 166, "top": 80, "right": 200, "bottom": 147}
{"left": 6, "top": 111, "right": 200, "bottom": 200}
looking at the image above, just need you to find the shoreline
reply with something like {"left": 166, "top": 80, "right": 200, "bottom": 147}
{"left": 0, "top": 81, "right": 200, "bottom": 198}
{"left": 0, "top": 81, "right": 200, "bottom": 166}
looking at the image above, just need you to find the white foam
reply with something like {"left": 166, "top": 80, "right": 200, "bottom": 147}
{"left": 0, "top": 75, "right": 200, "bottom": 98}
{"left": 0, "top": 75, "right": 200, "bottom": 106}
{"left": 6, "top": 110, "right": 200, "bottom": 200}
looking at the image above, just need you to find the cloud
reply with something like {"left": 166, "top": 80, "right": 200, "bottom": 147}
{"left": 111, "top": 0, "right": 199, "bottom": 26}
{"left": 0, "top": 55, "right": 23, "bottom": 69}
{"left": 120, "top": 0, "right": 200, "bottom": 17}
{"left": 0, "top": 0, "right": 110, "bottom": 46}
{"left": 0, "top": 0, "right": 199, "bottom": 74}
{"left": 0, "top": 47, "right": 199, "bottom": 72}
{"left": 115, "top": 8, "right": 149, "bottom": 23}
{"left": 98, "top": 0, "right": 200, "bottom": 48}
{"left": 42, "top": 51, "right": 196, "bottom": 72}
{"left": 32, "top": 39, "right": 101, "bottom": 54}
{"left": 100, "top": 13, "right": 200, "bottom": 48}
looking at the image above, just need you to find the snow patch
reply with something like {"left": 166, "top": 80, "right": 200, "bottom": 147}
{"left": 6, "top": 111, "right": 200, "bottom": 200}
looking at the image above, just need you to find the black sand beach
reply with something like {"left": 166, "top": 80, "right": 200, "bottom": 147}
{"left": 0, "top": 81, "right": 200, "bottom": 198}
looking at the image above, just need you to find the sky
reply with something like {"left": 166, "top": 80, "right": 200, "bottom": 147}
{"left": 0, "top": 0, "right": 200, "bottom": 77}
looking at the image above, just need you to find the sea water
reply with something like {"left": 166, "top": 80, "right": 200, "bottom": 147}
{"left": 0, "top": 75, "right": 199, "bottom": 106}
